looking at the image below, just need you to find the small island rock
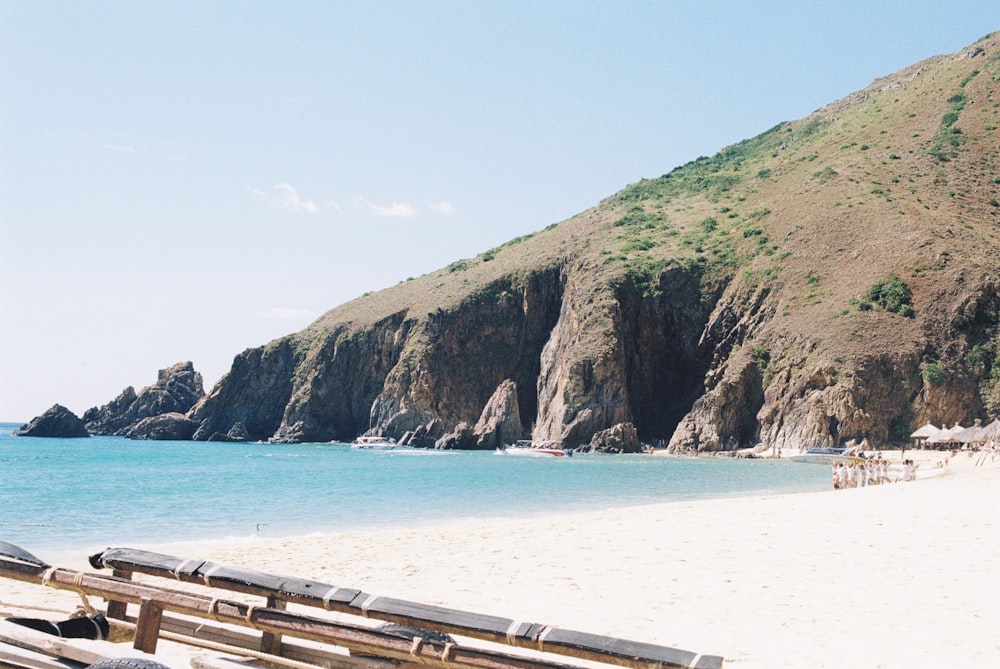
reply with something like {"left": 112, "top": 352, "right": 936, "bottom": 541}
{"left": 14, "top": 404, "right": 90, "bottom": 438}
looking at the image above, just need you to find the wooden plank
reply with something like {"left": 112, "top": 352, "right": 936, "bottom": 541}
{"left": 107, "top": 569, "right": 133, "bottom": 621}
{"left": 189, "top": 654, "right": 260, "bottom": 669}
{"left": 0, "top": 621, "right": 121, "bottom": 667}
{"left": 0, "top": 641, "right": 85, "bottom": 669}
{"left": 133, "top": 598, "right": 164, "bottom": 653}
{"left": 157, "top": 615, "right": 396, "bottom": 669}
{"left": 259, "top": 596, "right": 285, "bottom": 656}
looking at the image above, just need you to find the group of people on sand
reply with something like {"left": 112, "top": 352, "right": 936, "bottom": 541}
{"left": 832, "top": 455, "right": 920, "bottom": 489}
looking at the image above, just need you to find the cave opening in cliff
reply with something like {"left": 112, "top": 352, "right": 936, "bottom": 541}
{"left": 618, "top": 271, "right": 716, "bottom": 444}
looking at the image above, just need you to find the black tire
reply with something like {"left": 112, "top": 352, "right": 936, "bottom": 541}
{"left": 376, "top": 622, "right": 455, "bottom": 645}
{"left": 87, "top": 659, "right": 174, "bottom": 669}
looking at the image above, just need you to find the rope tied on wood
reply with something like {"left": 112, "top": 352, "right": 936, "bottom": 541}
{"left": 441, "top": 641, "right": 455, "bottom": 666}
{"left": 244, "top": 604, "right": 260, "bottom": 630}
{"left": 321, "top": 586, "right": 339, "bottom": 611}
{"left": 71, "top": 571, "right": 98, "bottom": 616}
{"left": 208, "top": 597, "right": 223, "bottom": 622}
{"left": 202, "top": 563, "right": 222, "bottom": 587}
{"left": 171, "top": 559, "right": 195, "bottom": 580}
{"left": 409, "top": 636, "right": 426, "bottom": 662}
{"left": 360, "top": 594, "right": 379, "bottom": 617}
{"left": 537, "top": 626, "right": 554, "bottom": 653}
{"left": 505, "top": 620, "right": 521, "bottom": 645}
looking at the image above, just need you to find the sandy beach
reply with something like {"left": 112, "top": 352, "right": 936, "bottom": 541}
{"left": 3, "top": 448, "right": 998, "bottom": 669}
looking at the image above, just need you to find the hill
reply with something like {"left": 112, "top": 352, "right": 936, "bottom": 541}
{"left": 189, "top": 33, "right": 1000, "bottom": 452}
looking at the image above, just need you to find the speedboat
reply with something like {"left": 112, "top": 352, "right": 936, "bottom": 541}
{"left": 787, "top": 446, "right": 865, "bottom": 465}
{"left": 497, "top": 440, "right": 572, "bottom": 457}
{"left": 351, "top": 435, "right": 399, "bottom": 450}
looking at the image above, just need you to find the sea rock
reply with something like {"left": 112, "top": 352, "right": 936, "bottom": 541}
{"left": 226, "top": 421, "right": 250, "bottom": 442}
{"left": 582, "top": 422, "right": 641, "bottom": 453}
{"left": 435, "top": 421, "right": 476, "bottom": 450}
{"left": 126, "top": 413, "right": 198, "bottom": 441}
{"left": 473, "top": 379, "right": 524, "bottom": 449}
{"left": 84, "top": 361, "right": 205, "bottom": 436}
{"left": 14, "top": 404, "right": 90, "bottom": 438}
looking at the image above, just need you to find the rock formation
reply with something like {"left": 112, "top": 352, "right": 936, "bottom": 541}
{"left": 14, "top": 404, "right": 89, "bottom": 438}
{"left": 126, "top": 413, "right": 198, "bottom": 441}
{"left": 84, "top": 362, "right": 205, "bottom": 436}
{"left": 581, "top": 422, "right": 641, "bottom": 454}
{"left": 471, "top": 379, "right": 524, "bottom": 449}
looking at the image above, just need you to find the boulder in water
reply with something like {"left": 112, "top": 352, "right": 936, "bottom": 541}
{"left": 14, "top": 404, "right": 90, "bottom": 438}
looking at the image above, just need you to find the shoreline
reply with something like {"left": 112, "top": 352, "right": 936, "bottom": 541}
{"left": 2, "top": 449, "right": 998, "bottom": 668}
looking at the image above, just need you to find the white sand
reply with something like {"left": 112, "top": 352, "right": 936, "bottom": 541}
{"left": 3, "top": 449, "right": 998, "bottom": 669}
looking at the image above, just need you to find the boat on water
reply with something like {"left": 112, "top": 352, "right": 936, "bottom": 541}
{"left": 787, "top": 446, "right": 865, "bottom": 465}
{"left": 497, "top": 440, "right": 572, "bottom": 457}
{"left": 350, "top": 435, "right": 399, "bottom": 450}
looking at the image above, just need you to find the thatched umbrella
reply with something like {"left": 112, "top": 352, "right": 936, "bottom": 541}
{"left": 954, "top": 419, "right": 985, "bottom": 445}
{"left": 930, "top": 423, "right": 965, "bottom": 448}
{"left": 979, "top": 419, "right": 1000, "bottom": 447}
{"left": 910, "top": 422, "right": 941, "bottom": 449}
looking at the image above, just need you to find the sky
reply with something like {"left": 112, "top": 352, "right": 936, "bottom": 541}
{"left": 2, "top": 1, "right": 999, "bottom": 422}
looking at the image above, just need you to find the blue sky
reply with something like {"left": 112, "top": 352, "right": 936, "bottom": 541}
{"left": 2, "top": 1, "right": 998, "bottom": 422}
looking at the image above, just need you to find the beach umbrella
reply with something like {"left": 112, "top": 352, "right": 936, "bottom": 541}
{"left": 910, "top": 422, "right": 941, "bottom": 449}
{"left": 930, "top": 423, "right": 965, "bottom": 445}
{"left": 980, "top": 419, "right": 1000, "bottom": 446}
{"left": 910, "top": 423, "right": 940, "bottom": 439}
{"left": 954, "top": 420, "right": 985, "bottom": 445}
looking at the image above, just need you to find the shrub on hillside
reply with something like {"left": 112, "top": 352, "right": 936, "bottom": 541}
{"left": 864, "top": 275, "right": 914, "bottom": 316}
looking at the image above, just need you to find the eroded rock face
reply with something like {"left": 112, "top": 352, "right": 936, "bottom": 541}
{"left": 371, "top": 271, "right": 563, "bottom": 444}
{"left": 581, "top": 422, "right": 641, "bottom": 453}
{"left": 84, "top": 362, "right": 204, "bottom": 436}
{"left": 15, "top": 404, "right": 89, "bottom": 438}
{"left": 472, "top": 379, "right": 524, "bottom": 450}
{"left": 126, "top": 412, "right": 198, "bottom": 440}
{"left": 190, "top": 340, "right": 299, "bottom": 442}
{"left": 435, "top": 421, "right": 475, "bottom": 450}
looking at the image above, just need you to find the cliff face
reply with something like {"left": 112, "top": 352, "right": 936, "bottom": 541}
{"left": 183, "top": 35, "right": 1000, "bottom": 452}
{"left": 189, "top": 339, "right": 299, "bottom": 441}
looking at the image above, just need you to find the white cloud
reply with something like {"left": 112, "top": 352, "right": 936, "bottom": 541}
{"left": 356, "top": 196, "right": 418, "bottom": 218}
{"left": 247, "top": 183, "right": 319, "bottom": 214}
{"left": 429, "top": 200, "right": 457, "bottom": 215}
{"left": 258, "top": 307, "right": 316, "bottom": 320}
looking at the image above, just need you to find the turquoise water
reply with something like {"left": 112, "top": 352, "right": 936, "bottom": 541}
{"left": 0, "top": 424, "right": 828, "bottom": 554}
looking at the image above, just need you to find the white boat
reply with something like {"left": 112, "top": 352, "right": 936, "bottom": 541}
{"left": 351, "top": 435, "right": 399, "bottom": 450}
{"left": 787, "top": 446, "right": 865, "bottom": 465}
{"left": 497, "top": 440, "right": 572, "bottom": 457}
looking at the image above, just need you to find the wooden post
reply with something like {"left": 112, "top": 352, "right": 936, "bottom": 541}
{"left": 106, "top": 568, "right": 133, "bottom": 620}
{"left": 260, "top": 595, "right": 285, "bottom": 655}
{"left": 133, "top": 597, "right": 164, "bottom": 653}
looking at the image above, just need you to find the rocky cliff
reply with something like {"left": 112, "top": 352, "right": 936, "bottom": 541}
{"left": 182, "top": 35, "right": 1000, "bottom": 452}
{"left": 84, "top": 361, "right": 205, "bottom": 436}
{"left": 30, "top": 35, "right": 1000, "bottom": 455}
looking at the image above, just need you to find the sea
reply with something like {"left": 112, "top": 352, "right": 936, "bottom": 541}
{"left": 0, "top": 423, "right": 828, "bottom": 558}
